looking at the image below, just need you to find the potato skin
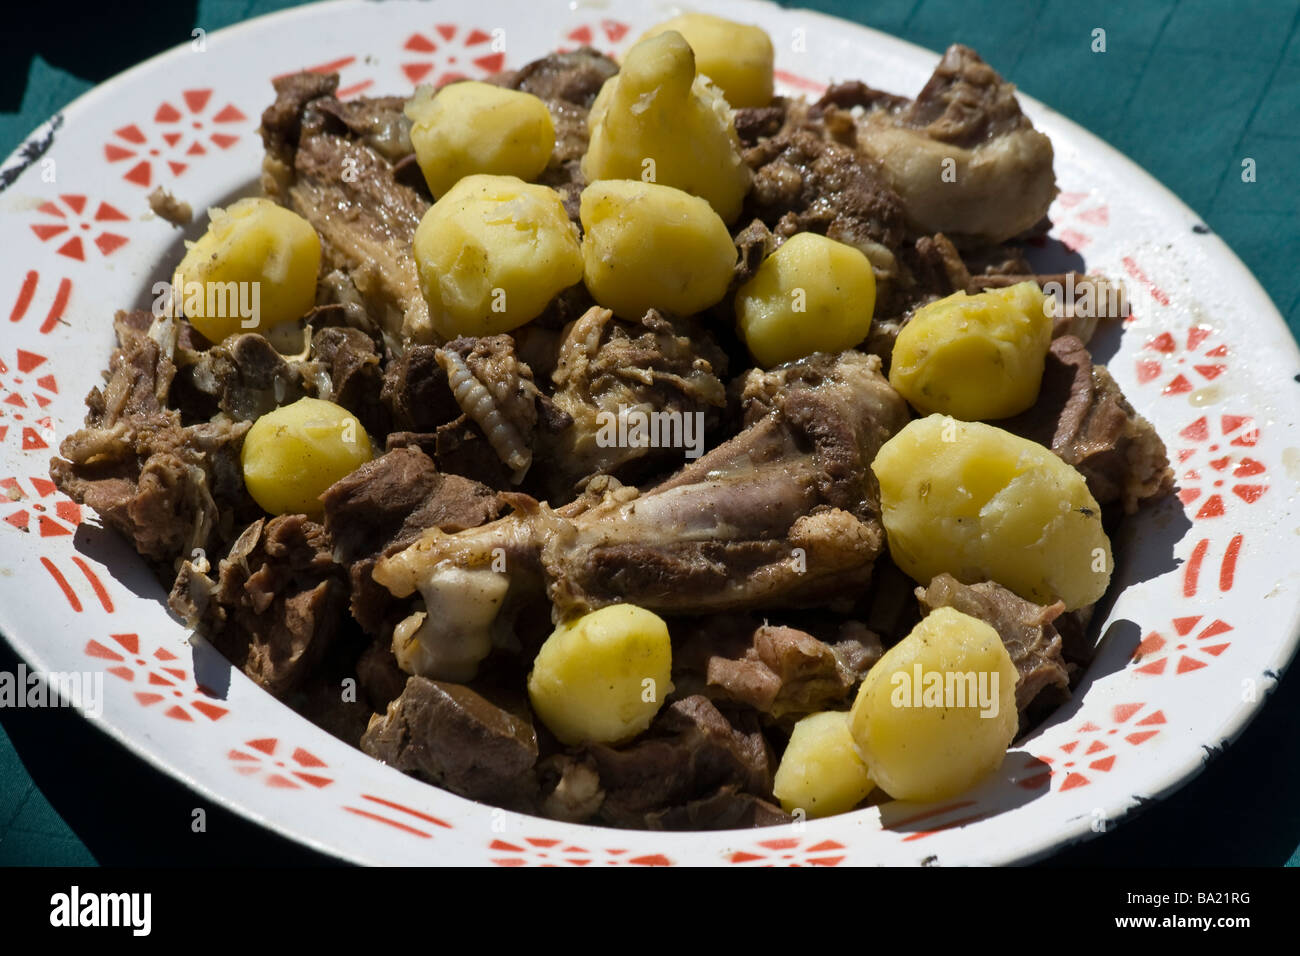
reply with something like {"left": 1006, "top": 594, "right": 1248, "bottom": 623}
{"left": 582, "top": 31, "right": 751, "bottom": 223}
{"left": 849, "top": 607, "right": 1019, "bottom": 801}
{"left": 527, "top": 604, "right": 674, "bottom": 746}
{"left": 889, "top": 282, "right": 1052, "bottom": 420}
{"left": 773, "top": 711, "right": 875, "bottom": 818}
{"left": 175, "top": 198, "right": 320, "bottom": 343}
{"left": 734, "top": 232, "right": 877, "bottom": 367}
{"left": 580, "top": 179, "right": 735, "bottom": 319}
{"left": 241, "top": 397, "right": 373, "bottom": 517}
{"left": 872, "top": 415, "right": 1112, "bottom": 610}
{"left": 638, "top": 13, "right": 775, "bottom": 108}
{"left": 405, "top": 81, "right": 555, "bottom": 198}
{"left": 413, "top": 174, "right": 583, "bottom": 338}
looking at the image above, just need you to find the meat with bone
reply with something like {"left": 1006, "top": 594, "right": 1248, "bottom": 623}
{"left": 916, "top": 573, "right": 1071, "bottom": 721}
{"left": 1003, "top": 335, "right": 1174, "bottom": 513}
{"left": 259, "top": 73, "right": 433, "bottom": 345}
{"left": 849, "top": 45, "right": 1057, "bottom": 245}
{"left": 372, "top": 350, "right": 909, "bottom": 681}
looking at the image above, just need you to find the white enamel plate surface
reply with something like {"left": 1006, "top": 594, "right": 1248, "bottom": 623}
{"left": 1, "top": 0, "right": 1298, "bottom": 865}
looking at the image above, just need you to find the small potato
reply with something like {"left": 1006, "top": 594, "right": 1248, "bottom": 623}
{"left": 242, "top": 397, "right": 372, "bottom": 516}
{"left": 638, "top": 13, "right": 775, "bottom": 108}
{"left": 890, "top": 282, "right": 1052, "bottom": 420}
{"left": 872, "top": 415, "right": 1112, "bottom": 610}
{"left": 773, "top": 711, "right": 875, "bottom": 818}
{"left": 175, "top": 198, "right": 321, "bottom": 343}
{"left": 582, "top": 31, "right": 751, "bottom": 223}
{"left": 527, "top": 604, "right": 673, "bottom": 746}
{"left": 734, "top": 232, "right": 877, "bottom": 367}
{"left": 580, "top": 179, "right": 735, "bottom": 319}
{"left": 405, "top": 81, "right": 555, "bottom": 198}
{"left": 413, "top": 174, "right": 583, "bottom": 338}
{"left": 849, "top": 607, "right": 1020, "bottom": 802}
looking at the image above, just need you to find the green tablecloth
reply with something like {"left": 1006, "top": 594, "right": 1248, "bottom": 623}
{"left": 2, "top": 0, "right": 1299, "bottom": 866}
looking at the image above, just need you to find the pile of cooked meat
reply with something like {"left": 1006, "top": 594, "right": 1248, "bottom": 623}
{"left": 49, "top": 44, "right": 1173, "bottom": 829}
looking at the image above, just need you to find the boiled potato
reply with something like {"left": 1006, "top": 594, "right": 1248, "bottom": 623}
{"left": 527, "top": 604, "right": 673, "bottom": 746}
{"left": 849, "top": 607, "right": 1019, "bottom": 801}
{"left": 241, "top": 397, "right": 372, "bottom": 516}
{"left": 582, "top": 31, "right": 751, "bottom": 223}
{"left": 872, "top": 415, "right": 1112, "bottom": 610}
{"left": 175, "top": 198, "right": 320, "bottom": 343}
{"left": 580, "top": 179, "right": 735, "bottom": 319}
{"left": 773, "top": 711, "right": 875, "bottom": 818}
{"left": 638, "top": 13, "right": 775, "bottom": 108}
{"left": 405, "top": 81, "right": 555, "bottom": 198}
{"left": 890, "top": 282, "right": 1052, "bottom": 420}
{"left": 734, "top": 232, "right": 877, "bottom": 367}
{"left": 413, "top": 174, "right": 583, "bottom": 338}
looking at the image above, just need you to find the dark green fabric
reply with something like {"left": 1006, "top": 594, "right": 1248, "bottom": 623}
{"left": 2, "top": 0, "right": 1299, "bottom": 866}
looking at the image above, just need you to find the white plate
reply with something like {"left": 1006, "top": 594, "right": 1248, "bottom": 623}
{"left": 1, "top": 0, "right": 1298, "bottom": 866}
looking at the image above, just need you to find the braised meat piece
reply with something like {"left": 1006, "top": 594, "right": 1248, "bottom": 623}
{"left": 260, "top": 72, "right": 433, "bottom": 344}
{"left": 586, "top": 696, "right": 777, "bottom": 829}
{"left": 168, "top": 514, "right": 346, "bottom": 697}
{"left": 361, "top": 676, "right": 539, "bottom": 808}
{"left": 1004, "top": 336, "right": 1174, "bottom": 513}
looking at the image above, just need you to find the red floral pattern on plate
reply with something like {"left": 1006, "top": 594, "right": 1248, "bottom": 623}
{"left": 1026, "top": 703, "right": 1166, "bottom": 791}
{"left": 728, "top": 836, "right": 846, "bottom": 866}
{"left": 341, "top": 793, "right": 453, "bottom": 838}
{"left": 1173, "top": 413, "right": 1266, "bottom": 519}
{"left": 104, "top": 90, "right": 248, "bottom": 188}
{"left": 1132, "top": 616, "right": 1233, "bottom": 675}
{"left": 490, "top": 837, "right": 670, "bottom": 867}
{"left": 85, "top": 632, "right": 229, "bottom": 719}
{"left": 399, "top": 24, "right": 505, "bottom": 87}
{"left": 1, "top": 474, "right": 80, "bottom": 536}
{"left": 228, "top": 737, "right": 332, "bottom": 789}
{"left": 0, "top": 349, "right": 57, "bottom": 452}
{"left": 1135, "top": 325, "right": 1229, "bottom": 397}
{"left": 1052, "top": 191, "right": 1109, "bottom": 253}
{"left": 29, "top": 195, "right": 130, "bottom": 261}
{"left": 559, "top": 19, "right": 631, "bottom": 55}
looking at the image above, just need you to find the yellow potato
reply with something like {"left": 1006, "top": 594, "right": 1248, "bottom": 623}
{"left": 405, "top": 81, "right": 555, "bottom": 198}
{"left": 849, "top": 607, "right": 1020, "bottom": 801}
{"left": 890, "top": 282, "right": 1053, "bottom": 420}
{"left": 175, "top": 198, "right": 321, "bottom": 343}
{"left": 527, "top": 604, "right": 673, "bottom": 746}
{"left": 773, "top": 711, "right": 875, "bottom": 818}
{"left": 413, "top": 174, "right": 583, "bottom": 338}
{"left": 638, "top": 13, "right": 775, "bottom": 108}
{"left": 582, "top": 31, "right": 751, "bottom": 223}
{"left": 241, "top": 397, "right": 372, "bottom": 517}
{"left": 580, "top": 179, "right": 735, "bottom": 319}
{"left": 734, "top": 232, "right": 877, "bottom": 367}
{"left": 872, "top": 415, "right": 1112, "bottom": 610}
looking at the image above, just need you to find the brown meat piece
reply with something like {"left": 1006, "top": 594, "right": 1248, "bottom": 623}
{"left": 147, "top": 186, "right": 191, "bottom": 226}
{"left": 1003, "top": 336, "right": 1174, "bottom": 513}
{"left": 361, "top": 676, "right": 539, "bottom": 808}
{"left": 381, "top": 344, "right": 460, "bottom": 432}
{"left": 168, "top": 515, "right": 346, "bottom": 697}
{"left": 310, "top": 326, "right": 388, "bottom": 436}
{"left": 917, "top": 573, "right": 1070, "bottom": 719}
{"left": 646, "top": 788, "right": 792, "bottom": 830}
{"left": 586, "top": 696, "right": 775, "bottom": 828}
{"left": 174, "top": 333, "right": 307, "bottom": 422}
{"left": 320, "top": 446, "right": 502, "bottom": 636}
